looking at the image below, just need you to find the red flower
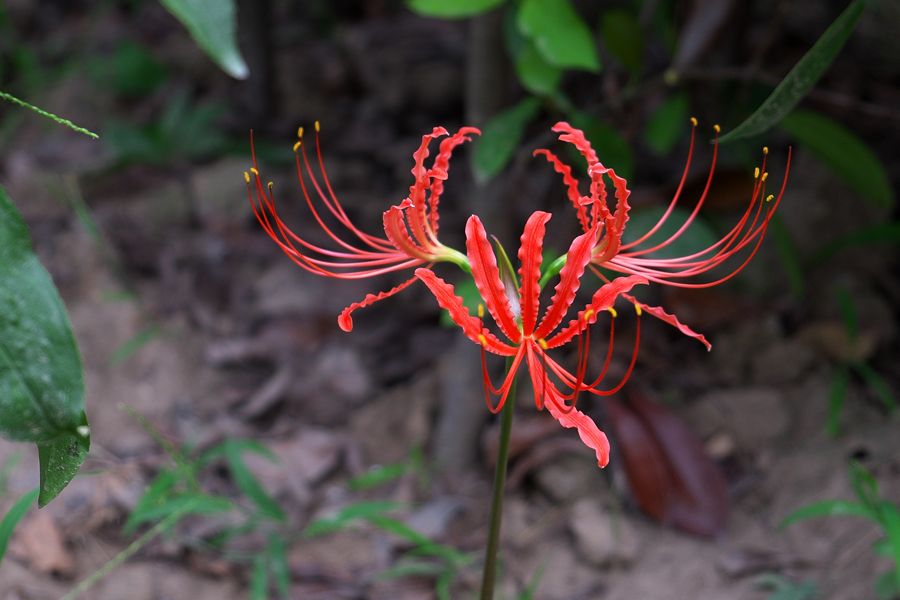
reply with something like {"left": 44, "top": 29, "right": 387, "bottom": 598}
{"left": 534, "top": 121, "right": 792, "bottom": 349}
{"left": 246, "top": 123, "right": 478, "bottom": 331}
{"left": 416, "top": 211, "right": 647, "bottom": 467}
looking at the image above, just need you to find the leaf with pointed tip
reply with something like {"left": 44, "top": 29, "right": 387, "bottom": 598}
{"left": 518, "top": 0, "right": 599, "bottom": 72}
{"left": 718, "top": 0, "right": 866, "bottom": 143}
{"left": 0, "top": 187, "right": 90, "bottom": 507}
{"left": 407, "top": 0, "right": 504, "bottom": 18}
{"left": 160, "top": 0, "right": 248, "bottom": 79}
{"left": 472, "top": 98, "right": 541, "bottom": 182}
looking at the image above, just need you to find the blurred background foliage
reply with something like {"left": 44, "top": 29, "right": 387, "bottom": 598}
{"left": 1, "top": 0, "right": 899, "bottom": 598}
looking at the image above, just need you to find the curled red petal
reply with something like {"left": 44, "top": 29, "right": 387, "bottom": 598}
{"left": 465, "top": 216, "right": 522, "bottom": 343}
{"left": 414, "top": 268, "right": 517, "bottom": 356}
{"left": 551, "top": 121, "right": 599, "bottom": 165}
{"left": 338, "top": 276, "right": 419, "bottom": 332}
{"left": 546, "top": 275, "right": 648, "bottom": 348}
{"left": 517, "top": 211, "right": 551, "bottom": 336}
{"left": 526, "top": 346, "right": 610, "bottom": 467}
{"left": 533, "top": 149, "right": 589, "bottom": 232}
{"left": 533, "top": 226, "right": 598, "bottom": 340}
{"left": 622, "top": 293, "right": 711, "bottom": 350}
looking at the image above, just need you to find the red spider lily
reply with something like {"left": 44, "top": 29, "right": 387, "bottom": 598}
{"left": 246, "top": 123, "right": 478, "bottom": 331}
{"left": 415, "top": 211, "right": 647, "bottom": 467}
{"left": 534, "top": 120, "right": 792, "bottom": 350}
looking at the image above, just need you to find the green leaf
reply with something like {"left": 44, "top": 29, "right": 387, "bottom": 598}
{"left": 378, "top": 558, "right": 448, "bottom": 580}
{"left": 126, "top": 468, "right": 183, "bottom": 534}
{"left": 0, "top": 188, "right": 90, "bottom": 506}
{"left": 643, "top": 93, "right": 689, "bottom": 155}
{"left": 878, "top": 502, "right": 900, "bottom": 591}
{"left": 567, "top": 113, "right": 634, "bottom": 180}
{"left": 348, "top": 462, "right": 407, "bottom": 491}
{"left": 250, "top": 554, "right": 269, "bottom": 600}
{"left": 223, "top": 440, "right": 286, "bottom": 522}
{"left": 0, "top": 488, "right": 38, "bottom": 563}
{"left": 126, "top": 493, "right": 233, "bottom": 533}
{"left": 769, "top": 215, "right": 805, "bottom": 297}
{"left": 780, "top": 109, "right": 893, "bottom": 209}
{"left": 621, "top": 206, "right": 718, "bottom": 261}
{"left": 267, "top": 534, "right": 291, "bottom": 597}
{"left": 848, "top": 460, "right": 879, "bottom": 510}
{"left": 518, "top": 0, "right": 599, "bottom": 72}
{"left": 303, "top": 501, "right": 403, "bottom": 538}
{"left": 600, "top": 9, "right": 644, "bottom": 75}
{"left": 826, "top": 366, "right": 850, "bottom": 438}
{"left": 718, "top": 0, "right": 866, "bottom": 143}
{"left": 875, "top": 569, "right": 900, "bottom": 599}
{"left": 515, "top": 40, "right": 564, "bottom": 96}
{"left": 781, "top": 499, "right": 874, "bottom": 528}
{"left": 472, "top": 97, "right": 540, "bottom": 182}
{"left": 159, "top": 0, "right": 248, "bottom": 79}
{"left": 38, "top": 421, "right": 90, "bottom": 507}
{"left": 407, "top": 0, "right": 505, "bottom": 19}
{"left": 835, "top": 287, "right": 859, "bottom": 341}
{"left": 854, "top": 363, "right": 897, "bottom": 412}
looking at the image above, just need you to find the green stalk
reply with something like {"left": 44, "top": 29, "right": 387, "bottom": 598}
{"left": 479, "top": 356, "right": 518, "bottom": 600}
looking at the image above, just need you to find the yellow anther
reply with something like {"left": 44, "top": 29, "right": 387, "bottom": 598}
{"left": 267, "top": 181, "right": 274, "bottom": 190}
{"left": 315, "top": 120, "right": 321, "bottom": 132}
{"left": 763, "top": 146, "right": 769, "bottom": 155}
{"left": 293, "top": 140, "right": 302, "bottom": 153}
{"left": 761, "top": 172, "right": 769, "bottom": 182}
{"left": 754, "top": 167, "right": 760, "bottom": 179}
{"left": 689, "top": 116, "right": 698, "bottom": 127}
{"left": 477, "top": 303, "right": 485, "bottom": 318}
{"left": 766, "top": 194, "right": 775, "bottom": 203}
{"left": 634, "top": 302, "right": 642, "bottom": 316}
{"left": 713, "top": 124, "right": 721, "bottom": 133}
{"left": 606, "top": 306, "right": 618, "bottom": 318}
{"left": 250, "top": 167, "right": 259, "bottom": 176}
{"left": 243, "top": 171, "right": 250, "bottom": 183}
{"left": 477, "top": 334, "right": 487, "bottom": 346}
{"left": 297, "top": 126, "right": 304, "bottom": 139}
{"left": 538, "top": 338, "right": 548, "bottom": 350}
{"left": 583, "top": 308, "right": 595, "bottom": 321}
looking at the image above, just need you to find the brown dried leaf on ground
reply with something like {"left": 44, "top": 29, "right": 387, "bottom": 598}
{"left": 9, "top": 511, "right": 75, "bottom": 577}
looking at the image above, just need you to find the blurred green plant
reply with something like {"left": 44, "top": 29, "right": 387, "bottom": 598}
{"left": 104, "top": 91, "right": 229, "bottom": 166}
{"left": 87, "top": 40, "right": 169, "bottom": 99}
{"left": 754, "top": 573, "right": 817, "bottom": 600}
{"left": 0, "top": 488, "right": 39, "bottom": 563}
{"left": 825, "top": 288, "right": 896, "bottom": 437}
{"left": 783, "top": 461, "right": 900, "bottom": 599}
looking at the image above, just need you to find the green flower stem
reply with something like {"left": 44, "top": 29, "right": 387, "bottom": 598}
{"left": 479, "top": 356, "right": 518, "bottom": 600}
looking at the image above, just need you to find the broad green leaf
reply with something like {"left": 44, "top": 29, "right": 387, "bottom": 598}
{"left": 621, "top": 206, "right": 718, "bottom": 261}
{"left": 223, "top": 440, "right": 285, "bottom": 522}
{"left": 718, "top": 0, "right": 866, "bottom": 142}
{"left": 515, "top": 41, "right": 563, "bottom": 96}
{"left": 600, "top": 9, "right": 643, "bottom": 75}
{"left": 250, "top": 554, "right": 269, "bottom": 600}
{"left": 38, "top": 422, "right": 90, "bottom": 507}
{"left": 472, "top": 97, "right": 540, "bottom": 182}
{"left": 781, "top": 499, "right": 874, "bottom": 528}
{"left": 160, "top": 0, "right": 248, "bottom": 79}
{"left": 0, "top": 488, "right": 38, "bottom": 563}
{"left": 826, "top": 366, "right": 850, "bottom": 438}
{"left": 780, "top": 109, "right": 893, "bottom": 209}
{"left": 407, "top": 0, "right": 505, "bottom": 18}
{"left": 567, "top": 113, "right": 634, "bottom": 180}
{"left": 643, "top": 93, "right": 689, "bottom": 155}
{"left": 267, "top": 534, "right": 291, "bottom": 597}
{"left": 0, "top": 187, "right": 90, "bottom": 506}
{"left": 518, "top": 0, "right": 599, "bottom": 72}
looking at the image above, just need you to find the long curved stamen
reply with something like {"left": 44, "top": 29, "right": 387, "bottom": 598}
{"left": 620, "top": 118, "right": 698, "bottom": 250}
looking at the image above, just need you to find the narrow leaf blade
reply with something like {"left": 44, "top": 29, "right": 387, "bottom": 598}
{"left": 407, "top": 0, "right": 504, "bottom": 19}
{"left": 718, "top": 0, "right": 866, "bottom": 143}
{"left": 780, "top": 109, "right": 893, "bottom": 209}
{"left": 0, "top": 488, "right": 39, "bottom": 563}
